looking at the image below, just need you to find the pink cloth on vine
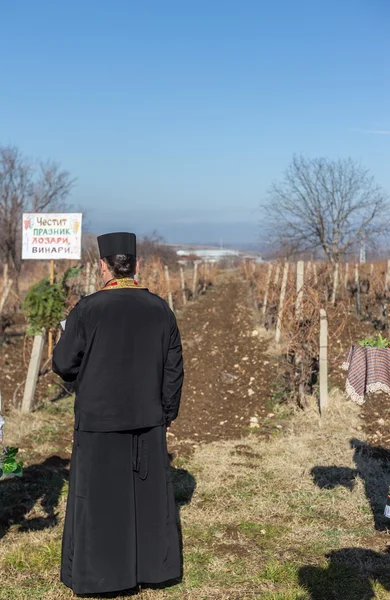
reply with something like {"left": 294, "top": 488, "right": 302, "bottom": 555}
{"left": 342, "top": 344, "right": 390, "bottom": 405}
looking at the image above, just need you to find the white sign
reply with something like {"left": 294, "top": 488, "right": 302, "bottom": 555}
{"left": 22, "top": 213, "right": 82, "bottom": 260}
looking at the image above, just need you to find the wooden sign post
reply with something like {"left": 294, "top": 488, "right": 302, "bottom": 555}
{"left": 21, "top": 212, "right": 83, "bottom": 412}
{"left": 48, "top": 259, "right": 55, "bottom": 357}
{"left": 21, "top": 332, "right": 46, "bottom": 413}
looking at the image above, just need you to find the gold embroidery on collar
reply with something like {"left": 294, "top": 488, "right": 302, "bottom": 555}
{"left": 101, "top": 278, "right": 147, "bottom": 290}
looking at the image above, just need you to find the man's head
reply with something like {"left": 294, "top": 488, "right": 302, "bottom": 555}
{"left": 97, "top": 232, "right": 137, "bottom": 284}
{"left": 101, "top": 254, "right": 137, "bottom": 283}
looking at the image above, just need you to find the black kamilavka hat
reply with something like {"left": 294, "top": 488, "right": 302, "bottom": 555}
{"left": 97, "top": 232, "right": 136, "bottom": 259}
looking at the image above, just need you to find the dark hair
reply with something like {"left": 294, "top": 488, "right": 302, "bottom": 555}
{"left": 104, "top": 254, "right": 136, "bottom": 279}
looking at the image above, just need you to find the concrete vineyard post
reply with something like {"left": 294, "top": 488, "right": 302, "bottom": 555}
{"left": 164, "top": 266, "right": 174, "bottom": 312}
{"left": 180, "top": 267, "right": 187, "bottom": 306}
{"left": 262, "top": 263, "right": 273, "bottom": 319}
{"left": 21, "top": 333, "right": 45, "bottom": 413}
{"left": 275, "top": 262, "right": 289, "bottom": 343}
{"left": 370, "top": 263, "right": 374, "bottom": 276}
{"left": 331, "top": 263, "right": 339, "bottom": 306}
{"left": 319, "top": 309, "right": 328, "bottom": 413}
{"left": 192, "top": 262, "right": 198, "bottom": 300}
{"left": 296, "top": 261, "right": 304, "bottom": 318}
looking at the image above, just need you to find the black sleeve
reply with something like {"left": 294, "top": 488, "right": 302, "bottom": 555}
{"left": 162, "top": 309, "right": 184, "bottom": 423}
{"left": 52, "top": 303, "right": 86, "bottom": 382}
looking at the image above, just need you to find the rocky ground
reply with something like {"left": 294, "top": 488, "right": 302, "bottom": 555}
{"left": 2, "top": 271, "right": 390, "bottom": 599}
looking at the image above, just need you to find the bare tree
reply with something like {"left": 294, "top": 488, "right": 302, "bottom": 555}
{"left": 0, "top": 145, "right": 75, "bottom": 277}
{"left": 138, "top": 231, "right": 178, "bottom": 269}
{"left": 265, "top": 155, "right": 390, "bottom": 264}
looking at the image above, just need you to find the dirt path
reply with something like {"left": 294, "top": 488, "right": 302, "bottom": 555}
{"left": 169, "top": 272, "right": 280, "bottom": 454}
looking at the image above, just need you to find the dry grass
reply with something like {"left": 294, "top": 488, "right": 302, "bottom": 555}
{"left": 1, "top": 391, "right": 390, "bottom": 598}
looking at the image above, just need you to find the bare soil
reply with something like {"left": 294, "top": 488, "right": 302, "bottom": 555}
{"left": 0, "top": 272, "right": 281, "bottom": 459}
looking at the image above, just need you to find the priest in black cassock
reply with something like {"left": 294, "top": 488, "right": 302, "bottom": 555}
{"left": 52, "top": 232, "right": 184, "bottom": 596}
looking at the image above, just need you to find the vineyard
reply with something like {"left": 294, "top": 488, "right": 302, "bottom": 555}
{"left": 242, "top": 259, "right": 390, "bottom": 407}
{"left": 2, "top": 257, "right": 390, "bottom": 598}
{"left": 0, "top": 256, "right": 219, "bottom": 414}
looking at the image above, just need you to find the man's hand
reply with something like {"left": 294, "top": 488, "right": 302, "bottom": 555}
{"left": 166, "top": 422, "right": 172, "bottom": 430}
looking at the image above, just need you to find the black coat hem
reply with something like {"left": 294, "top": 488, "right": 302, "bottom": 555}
{"left": 61, "top": 571, "right": 182, "bottom": 596}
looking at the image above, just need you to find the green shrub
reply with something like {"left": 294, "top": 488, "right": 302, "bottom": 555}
{"left": 23, "top": 266, "right": 81, "bottom": 336}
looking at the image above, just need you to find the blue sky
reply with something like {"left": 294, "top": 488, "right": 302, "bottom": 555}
{"left": 1, "top": 0, "right": 389, "bottom": 245}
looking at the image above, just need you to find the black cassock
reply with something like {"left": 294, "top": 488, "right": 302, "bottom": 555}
{"left": 52, "top": 282, "right": 184, "bottom": 595}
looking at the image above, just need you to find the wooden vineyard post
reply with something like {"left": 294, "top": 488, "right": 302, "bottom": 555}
{"left": 0, "top": 278, "right": 13, "bottom": 316}
{"left": 202, "top": 262, "right": 207, "bottom": 293}
{"left": 313, "top": 263, "right": 318, "bottom": 286}
{"left": 355, "top": 263, "right": 360, "bottom": 314}
{"left": 296, "top": 261, "right": 304, "bottom": 319}
{"left": 85, "top": 262, "right": 91, "bottom": 295}
{"left": 319, "top": 309, "right": 328, "bottom": 413}
{"left": 21, "top": 332, "right": 45, "bottom": 413}
{"left": 331, "top": 263, "right": 339, "bottom": 306}
{"left": 180, "top": 267, "right": 187, "bottom": 306}
{"left": 370, "top": 263, "right": 374, "bottom": 276}
{"left": 274, "top": 264, "right": 281, "bottom": 286}
{"left": 262, "top": 263, "right": 273, "bottom": 319}
{"left": 135, "top": 263, "right": 141, "bottom": 286}
{"left": 3, "top": 263, "right": 8, "bottom": 288}
{"left": 252, "top": 261, "right": 256, "bottom": 275}
{"left": 164, "top": 266, "right": 174, "bottom": 312}
{"left": 275, "top": 262, "right": 289, "bottom": 343}
{"left": 48, "top": 259, "right": 55, "bottom": 357}
{"left": 344, "top": 262, "right": 349, "bottom": 289}
{"left": 93, "top": 261, "right": 100, "bottom": 293}
{"left": 385, "top": 259, "right": 390, "bottom": 291}
{"left": 192, "top": 261, "right": 199, "bottom": 300}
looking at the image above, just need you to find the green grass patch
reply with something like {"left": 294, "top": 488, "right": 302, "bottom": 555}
{"left": 0, "top": 581, "right": 55, "bottom": 600}
{"left": 184, "top": 550, "right": 213, "bottom": 588}
{"left": 259, "top": 559, "right": 299, "bottom": 585}
{"left": 238, "top": 521, "right": 286, "bottom": 541}
{"left": 39, "top": 395, "right": 74, "bottom": 416}
{"left": 3, "top": 539, "right": 61, "bottom": 571}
